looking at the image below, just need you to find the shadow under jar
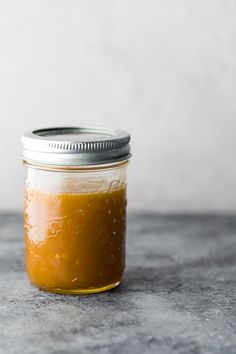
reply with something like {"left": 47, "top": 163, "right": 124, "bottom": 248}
{"left": 21, "top": 127, "right": 131, "bottom": 294}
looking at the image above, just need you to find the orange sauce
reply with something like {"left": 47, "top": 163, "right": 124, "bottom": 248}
{"left": 24, "top": 188, "right": 126, "bottom": 293}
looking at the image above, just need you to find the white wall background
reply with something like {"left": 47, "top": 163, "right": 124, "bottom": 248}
{"left": 0, "top": 0, "right": 236, "bottom": 212}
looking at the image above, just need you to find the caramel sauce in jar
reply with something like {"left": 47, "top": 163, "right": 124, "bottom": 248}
{"left": 22, "top": 126, "right": 131, "bottom": 294}
{"left": 24, "top": 187, "right": 126, "bottom": 294}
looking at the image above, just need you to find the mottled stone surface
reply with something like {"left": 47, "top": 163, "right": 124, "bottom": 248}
{"left": 1, "top": 213, "right": 236, "bottom": 354}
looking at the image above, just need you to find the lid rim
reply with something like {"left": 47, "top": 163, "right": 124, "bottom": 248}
{"left": 21, "top": 126, "right": 131, "bottom": 166}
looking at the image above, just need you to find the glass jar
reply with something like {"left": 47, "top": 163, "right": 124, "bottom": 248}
{"left": 21, "top": 127, "right": 131, "bottom": 294}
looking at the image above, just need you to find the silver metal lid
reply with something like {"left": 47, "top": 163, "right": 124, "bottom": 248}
{"left": 21, "top": 127, "right": 131, "bottom": 166}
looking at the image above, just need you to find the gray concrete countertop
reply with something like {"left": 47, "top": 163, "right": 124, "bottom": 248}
{"left": 1, "top": 213, "right": 236, "bottom": 354}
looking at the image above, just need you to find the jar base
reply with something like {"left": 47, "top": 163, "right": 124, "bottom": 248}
{"left": 34, "top": 281, "right": 121, "bottom": 295}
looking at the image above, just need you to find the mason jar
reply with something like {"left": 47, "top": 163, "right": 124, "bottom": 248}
{"left": 21, "top": 127, "right": 131, "bottom": 294}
